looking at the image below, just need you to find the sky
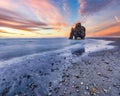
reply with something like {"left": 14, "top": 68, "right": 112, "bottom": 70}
{"left": 0, "top": 0, "right": 120, "bottom": 38}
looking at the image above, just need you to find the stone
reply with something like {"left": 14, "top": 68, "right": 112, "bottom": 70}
{"left": 48, "top": 92, "right": 52, "bottom": 96}
{"left": 51, "top": 63, "right": 54, "bottom": 66}
{"left": 97, "top": 72, "right": 101, "bottom": 76}
{"left": 49, "top": 82, "right": 52, "bottom": 87}
{"left": 90, "top": 87, "right": 99, "bottom": 95}
{"left": 29, "top": 83, "right": 38, "bottom": 90}
{"left": 108, "top": 68, "right": 112, "bottom": 71}
{"left": 103, "top": 88, "right": 109, "bottom": 93}
{"left": 104, "top": 61, "right": 109, "bottom": 64}
{"left": 76, "top": 89, "right": 79, "bottom": 93}
{"left": 85, "top": 86, "right": 89, "bottom": 90}
{"left": 75, "top": 75, "right": 80, "bottom": 78}
{"left": 15, "top": 95, "right": 19, "bottom": 96}
{"left": 81, "top": 82, "right": 83, "bottom": 85}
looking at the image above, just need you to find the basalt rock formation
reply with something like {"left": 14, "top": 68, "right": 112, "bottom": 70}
{"left": 69, "top": 23, "right": 86, "bottom": 40}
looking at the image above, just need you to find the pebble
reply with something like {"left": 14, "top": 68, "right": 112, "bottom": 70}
{"left": 108, "top": 68, "right": 112, "bottom": 71}
{"left": 64, "top": 91, "right": 67, "bottom": 94}
{"left": 51, "top": 63, "right": 54, "bottom": 66}
{"left": 51, "top": 69, "right": 54, "bottom": 72}
{"left": 90, "top": 87, "right": 99, "bottom": 95}
{"left": 81, "top": 82, "right": 83, "bottom": 85}
{"left": 85, "top": 86, "right": 89, "bottom": 90}
{"left": 93, "top": 83, "right": 97, "bottom": 87}
{"left": 103, "top": 88, "right": 109, "bottom": 93}
{"left": 75, "top": 75, "right": 80, "bottom": 78}
{"left": 104, "top": 61, "right": 109, "bottom": 64}
{"left": 48, "top": 92, "right": 52, "bottom": 96}
{"left": 2, "top": 78, "right": 6, "bottom": 81}
{"left": 54, "top": 87, "right": 60, "bottom": 93}
{"left": 49, "top": 82, "right": 52, "bottom": 87}
{"left": 97, "top": 72, "right": 101, "bottom": 76}
{"left": 113, "top": 83, "right": 120, "bottom": 88}
{"left": 29, "top": 83, "right": 37, "bottom": 90}
{"left": 49, "top": 87, "right": 52, "bottom": 91}
{"left": 84, "top": 91, "right": 88, "bottom": 95}
{"left": 72, "top": 85, "right": 74, "bottom": 88}
{"left": 75, "top": 86, "right": 79, "bottom": 89}
{"left": 76, "top": 89, "right": 79, "bottom": 93}
{"left": 64, "top": 57, "right": 66, "bottom": 59}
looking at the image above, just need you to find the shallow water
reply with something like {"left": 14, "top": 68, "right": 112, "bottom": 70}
{"left": 0, "top": 38, "right": 115, "bottom": 61}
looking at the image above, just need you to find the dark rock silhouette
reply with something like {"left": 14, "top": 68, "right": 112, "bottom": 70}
{"left": 69, "top": 22, "right": 86, "bottom": 40}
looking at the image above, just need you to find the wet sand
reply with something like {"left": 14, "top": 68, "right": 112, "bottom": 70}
{"left": 0, "top": 37, "right": 120, "bottom": 96}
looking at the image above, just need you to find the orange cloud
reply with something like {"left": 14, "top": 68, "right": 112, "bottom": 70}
{"left": 0, "top": 7, "right": 48, "bottom": 31}
{"left": 0, "top": 0, "right": 69, "bottom": 38}
{"left": 0, "top": 0, "right": 67, "bottom": 32}
{"left": 88, "top": 23, "right": 120, "bottom": 37}
{"left": 23, "top": 0, "right": 66, "bottom": 27}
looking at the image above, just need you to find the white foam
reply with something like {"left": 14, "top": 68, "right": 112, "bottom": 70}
{"left": 85, "top": 39, "right": 115, "bottom": 53}
{"left": 0, "top": 39, "right": 115, "bottom": 68}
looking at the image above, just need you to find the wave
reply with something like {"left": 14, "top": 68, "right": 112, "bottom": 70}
{"left": 0, "top": 38, "right": 115, "bottom": 68}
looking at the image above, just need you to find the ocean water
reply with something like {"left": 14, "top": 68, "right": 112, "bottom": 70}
{"left": 0, "top": 38, "right": 83, "bottom": 61}
{"left": 0, "top": 38, "right": 115, "bottom": 61}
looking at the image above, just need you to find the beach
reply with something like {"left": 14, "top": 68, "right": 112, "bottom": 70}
{"left": 0, "top": 37, "right": 120, "bottom": 96}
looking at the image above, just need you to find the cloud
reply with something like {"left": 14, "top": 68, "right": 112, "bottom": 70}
{"left": 107, "top": 31, "right": 120, "bottom": 36}
{"left": 78, "top": 0, "right": 113, "bottom": 15}
{"left": 0, "top": 0, "right": 69, "bottom": 38}
{"left": 0, "top": 29, "right": 24, "bottom": 35}
{"left": 0, "top": 0, "right": 18, "bottom": 10}
{"left": 115, "top": 16, "right": 120, "bottom": 23}
{"left": 41, "top": 27, "right": 54, "bottom": 30}
{"left": 23, "top": 0, "right": 66, "bottom": 27}
{"left": 0, "top": 8, "right": 47, "bottom": 31}
{"left": 88, "top": 23, "right": 120, "bottom": 36}
{"left": 0, "top": 0, "right": 67, "bottom": 32}
{"left": 0, "top": 30, "right": 16, "bottom": 34}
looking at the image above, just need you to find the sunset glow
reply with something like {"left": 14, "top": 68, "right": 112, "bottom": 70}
{"left": 0, "top": 0, "right": 120, "bottom": 38}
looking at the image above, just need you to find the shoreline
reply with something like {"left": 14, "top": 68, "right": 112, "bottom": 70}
{"left": 0, "top": 37, "right": 120, "bottom": 96}
{"left": 51, "top": 38, "right": 120, "bottom": 96}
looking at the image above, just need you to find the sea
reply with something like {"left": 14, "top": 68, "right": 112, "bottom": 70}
{"left": 0, "top": 38, "right": 115, "bottom": 61}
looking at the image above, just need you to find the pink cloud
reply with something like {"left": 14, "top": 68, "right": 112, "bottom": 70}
{"left": 0, "top": 0, "right": 19, "bottom": 10}
{"left": 87, "top": 23, "right": 120, "bottom": 37}
{"left": 0, "top": 8, "right": 47, "bottom": 31}
{"left": 78, "top": 0, "right": 86, "bottom": 15}
{"left": 0, "top": 0, "right": 67, "bottom": 32}
{"left": 23, "top": 0, "right": 66, "bottom": 27}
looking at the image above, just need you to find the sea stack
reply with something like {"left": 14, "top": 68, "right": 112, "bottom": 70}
{"left": 69, "top": 22, "right": 86, "bottom": 40}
